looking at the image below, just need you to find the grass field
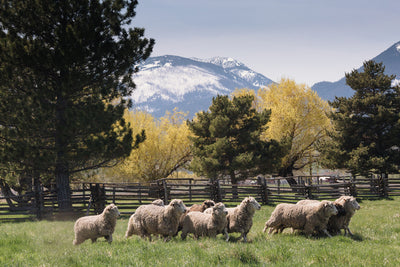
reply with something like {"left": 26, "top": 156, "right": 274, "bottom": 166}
{"left": 1, "top": 197, "right": 400, "bottom": 266}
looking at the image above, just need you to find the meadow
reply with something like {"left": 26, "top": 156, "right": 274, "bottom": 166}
{"left": 1, "top": 197, "right": 400, "bottom": 266}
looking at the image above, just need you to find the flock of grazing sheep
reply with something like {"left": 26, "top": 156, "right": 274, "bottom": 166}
{"left": 72, "top": 195, "right": 360, "bottom": 245}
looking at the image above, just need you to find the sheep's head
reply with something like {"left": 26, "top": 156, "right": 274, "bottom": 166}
{"left": 169, "top": 199, "right": 187, "bottom": 214}
{"left": 212, "top": 202, "right": 228, "bottom": 216}
{"left": 335, "top": 196, "right": 360, "bottom": 212}
{"left": 104, "top": 204, "right": 120, "bottom": 218}
{"left": 243, "top": 197, "right": 261, "bottom": 211}
{"left": 344, "top": 196, "right": 360, "bottom": 211}
{"left": 152, "top": 199, "right": 164, "bottom": 206}
{"left": 202, "top": 200, "right": 215, "bottom": 210}
{"left": 321, "top": 200, "right": 338, "bottom": 216}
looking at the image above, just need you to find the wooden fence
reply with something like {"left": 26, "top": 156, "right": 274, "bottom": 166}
{"left": 1, "top": 175, "right": 400, "bottom": 221}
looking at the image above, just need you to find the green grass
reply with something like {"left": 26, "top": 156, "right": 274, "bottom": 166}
{"left": 1, "top": 198, "right": 400, "bottom": 266}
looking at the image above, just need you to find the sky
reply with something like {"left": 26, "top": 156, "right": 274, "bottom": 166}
{"left": 132, "top": 0, "right": 400, "bottom": 86}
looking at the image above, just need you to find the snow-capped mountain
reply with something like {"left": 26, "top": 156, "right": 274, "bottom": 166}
{"left": 312, "top": 41, "right": 400, "bottom": 100}
{"left": 130, "top": 55, "right": 274, "bottom": 118}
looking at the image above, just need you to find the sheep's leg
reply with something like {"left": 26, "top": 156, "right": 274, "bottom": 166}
{"left": 73, "top": 238, "right": 83, "bottom": 245}
{"left": 262, "top": 225, "right": 268, "bottom": 233}
{"left": 241, "top": 233, "right": 247, "bottom": 243}
{"left": 224, "top": 228, "right": 230, "bottom": 242}
{"left": 181, "top": 231, "right": 187, "bottom": 240}
{"left": 345, "top": 226, "right": 353, "bottom": 236}
{"left": 105, "top": 235, "right": 113, "bottom": 244}
{"left": 322, "top": 229, "right": 332, "bottom": 238}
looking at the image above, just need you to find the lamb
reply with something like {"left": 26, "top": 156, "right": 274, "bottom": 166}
{"left": 73, "top": 203, "right": 120, "bottom": 245}
{"left": 327, "top": 196, "right": 360, "bottom": 236}
{"left": 226, "top": 197, "right": 261, "bottom": 242}
{"left": 181, "top": 202, "right": 228, "bottom": 240}
{"left": 152, "top": 199, "right": 164, "bottom": 206}
{"left": 188, "top": 200, "right": 215, "bottom": 212}
{"left": 125, "top": 199, "right": 187, "bottom": 241}
{"left": 263, "top": 200, "right": 338, "bottom": 237}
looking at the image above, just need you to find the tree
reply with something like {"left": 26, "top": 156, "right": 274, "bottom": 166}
{"left": 105, "top": 109, "right": 192, "bottom": 182}
{"left": 321, "top": 61, "right": 400, "bottom": 176}
{"left": 187, "top": 95, "right": 281, "bottom": 190}
{"left": 257, "top": 79, "right": 332, "bottom": 179}
{"left": 0, "top": 0, "right": 154, "bottom": 211}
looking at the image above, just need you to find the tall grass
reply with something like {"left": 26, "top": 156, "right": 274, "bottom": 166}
{"left": 1, "top": 197, "right": 400, "bottom": 266}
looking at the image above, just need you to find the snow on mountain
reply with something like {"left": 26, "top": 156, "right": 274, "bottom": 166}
{"left": 131, "top": 55, "right": 274, "bottom": 118}
{"left": 312, "top": 41, "right": 400, "bottom": 100}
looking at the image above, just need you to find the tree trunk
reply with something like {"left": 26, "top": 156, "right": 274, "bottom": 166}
{"left": 279, "top": 167, "right": 298, "bottom": 191}
{"left": 55, "top": 92, "right": 72, "bottom": 212}
{"left": 230, "top": 171, "right": 239, "bottom": 200}
{"left": 55, "top": 162, "right": 72, "bottom": 211}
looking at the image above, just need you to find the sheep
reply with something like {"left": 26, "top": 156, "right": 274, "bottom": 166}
{"left": 263, "top": 200, "right": 338, "bottom": 237}
{"left": 125, "top": 199, "right": 187, "bottom": 241}
{"left": 181, "top": 202, "right": 228, "bottom": 240}
{"left": 73, "top": 203, "right": 120, "bottom": 245}
{"left": 327, "top": 196, "right": 360, "bottom": 236}
{"left": 226, "top": 197, "right": 261, "bottom": 242}
{"left": 152, "top": 199, "right": 164, "bottom": 206}
{"left": 189, "top": 200, "right": 215, "bottom": 212}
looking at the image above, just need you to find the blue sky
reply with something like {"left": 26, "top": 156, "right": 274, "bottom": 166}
{"left": 133, "top": 0, "right": 400, "bottom": 86}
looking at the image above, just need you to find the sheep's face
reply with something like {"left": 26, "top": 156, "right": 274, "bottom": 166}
{"left": 170, "top": 199, "right": 187, "bottom": 214}
{"left": 202, "top": 200, "right": 215, "bottom": 209}
{"left": 244, "top": 197, "right": 261, "bottom": 211}
{"left": 321, "top": 201, "right": 338, "bottom": 216}
{"left": 105, "top": 204, "right": 120, "bottom": 218}
{"left": 346, "top": 197, "right": 360, "bottom": 211}
{"left": 213, "top": 203, "right": 228, "bottom": 216}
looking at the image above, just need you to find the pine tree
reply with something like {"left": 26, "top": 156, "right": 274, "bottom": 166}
{"left": 323, "top": 61, "right": 400, "bottom": 176}
{"left": 0, "top": 0, "right": 154, "bottom": 211}
{"left": 187, "top": 95, "right": 281, "bottom": 190}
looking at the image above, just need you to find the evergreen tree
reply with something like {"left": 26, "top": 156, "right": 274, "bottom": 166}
{"left": 187, "top": 95, "right": 281, "bottom": 189}
{"left": 0, "top": 0, "right": 154, "bottom": 211}
{"left": 322, "top": 61, "right": 400, "bottom": 176}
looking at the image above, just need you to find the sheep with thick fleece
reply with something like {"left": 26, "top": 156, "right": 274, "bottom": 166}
{"left": 181, "top": 202, "right": 228, "bottom": 240}
{"left": 189, "top": 200, "right": 215, "bottom": 212}
{"left": 327, "top": 196, "right": 360, "bottom": 236}
{"left": 125, "top": 199, "right": 187, "bottom": 241}
{"left": 152, "top": 199, "right": 164, "bottom": 206}
{"left": 73, "top": 203, "right": 120, "bottom": 245}
{"left": 263, "top": 200, "right": 338, "bottom": 237}
{"left": 226, "top": 197, "right": 261, "bottom": 242}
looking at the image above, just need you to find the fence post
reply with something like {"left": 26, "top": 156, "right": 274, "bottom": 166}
{"left": 189, "top": 179, "right": 192, "bottom": 202}
{"left": 162, "top": 179, "right": 169, "bottom": 204}
{"left": 138, "top": 183, "right": 142, "bottom": 205}
{"left": 257, "top": 176, "right": 268, "bottom": 205}
{"left": 112, "top": 186, "right": 116, "bottom": 204}
{"left": 379, "top": 174, "right": 389, "bottom": 198}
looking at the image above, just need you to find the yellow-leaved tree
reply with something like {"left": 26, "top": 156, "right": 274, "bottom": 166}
{"left": 232, "top": 78, "right": 332, "bottom": 181}
{"left": 104, "top": 108, "right": 192, "bottom": 182}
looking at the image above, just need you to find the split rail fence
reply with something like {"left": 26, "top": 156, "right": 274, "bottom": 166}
{"left": 1, "top": 174, "right": 400, "bottom": 221}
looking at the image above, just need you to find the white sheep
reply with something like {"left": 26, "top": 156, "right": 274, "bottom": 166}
{"left": 125, "top": 199, "right": 187, "bottom": 241}
{"left": 181, "top": 202, "right": 228, "bottom": 240}
{"left": 327, "top": 196, "right": 360, "bottom": 236}
{"left": 226, "top": 197, "right": 261, "bottom": 242}
{"left": 263, "top": 200, "right": 338, "bottom": 237}
{"left": 73, "top": 203, "right": 120, "bottom": 245}
{"left": 152, "top": 199, "right": 164, "bottom": 206}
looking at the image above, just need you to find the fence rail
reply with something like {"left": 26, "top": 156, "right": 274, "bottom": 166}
{"left": 1, "top": 174, "right": 400, "bottom": 221}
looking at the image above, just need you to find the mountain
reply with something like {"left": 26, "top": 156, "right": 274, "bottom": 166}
{"left": 130, "top": 55, "right": 274, "bottom": 118}
{"left": 312, "top": 41, "right": 400, "bottom": 100}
